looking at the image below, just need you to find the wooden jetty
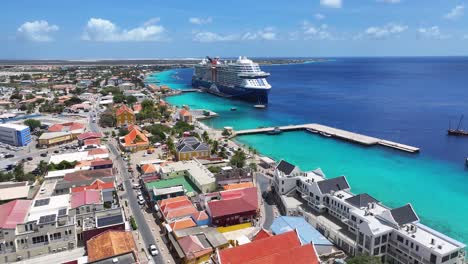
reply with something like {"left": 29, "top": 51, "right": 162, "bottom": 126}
{"left": 234, "top": 123, "right": 420, "bottom": 153}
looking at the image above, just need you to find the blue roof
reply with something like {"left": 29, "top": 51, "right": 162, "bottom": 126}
{"left": 271, "top": 216, "right": 333, "bottom": 246}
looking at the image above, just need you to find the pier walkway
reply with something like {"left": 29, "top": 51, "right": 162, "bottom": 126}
{"left": 234, "top": 123, "right": 420, "bottom": 153}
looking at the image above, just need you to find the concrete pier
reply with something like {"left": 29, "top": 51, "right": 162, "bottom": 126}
{"left": 234, "top": 123, "right": 420, "bottom": 153}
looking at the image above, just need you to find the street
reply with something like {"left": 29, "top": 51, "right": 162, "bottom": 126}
{"left": 255, "top": 173, "right": 275, "bottom": 229}
{"left": 89, "top": 109, "right": 165, "bottom": 264}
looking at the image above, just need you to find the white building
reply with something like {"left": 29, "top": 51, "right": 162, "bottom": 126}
{"left": 0, "top": 123, "right": 31, "bottom": 146}
{"left": 272, "top": 160, "right": 466, "bottom": 264}
{"left": 159, "top": 160, "right": 216, "bottom": 193}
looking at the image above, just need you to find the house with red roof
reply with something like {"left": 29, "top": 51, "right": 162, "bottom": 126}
{"left": 77, "top": 131, "right": 102, "bottom": 142}
{"left": 70, "top": 189, "right": 103, "bottom": 210}
{"left": 0, "top": 200, "right": 32, "bottom": 230}
{"left": 115, "top": 104, "right": 135, "bottom": 127}
{"left": 178, "top": 235, "right": 214, "bottom": 263}
{"left": 83, "top": 138, "right": 101, "bottom": 146}
{"left": 140, "top": 163, "right": 158, "bottom": 177}
{"left": 48, "top": 122, "right": 85, "bottom": 139}
{"left": 206, "top": 187, "right": 259, "bottom": 227}
{"left": 218, "top": 230, "right": 320, "bottom": 264}
{"left": 178, "top": 108, "right": 193, "bottom": 123}
{"left": 71, "top": 179, "right": 115, "bottom": 193}
{"left": 119, "top": 126, "right": 150, "bottom": 152}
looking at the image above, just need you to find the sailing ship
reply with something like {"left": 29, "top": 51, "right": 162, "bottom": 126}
{"left": 447, "top": 115, "right": 468, "bottom": 136}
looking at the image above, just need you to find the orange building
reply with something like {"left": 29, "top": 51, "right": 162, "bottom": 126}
{"left": 86, "top": 230, "right": 138, "bottom": 263}
{"left": 119, "top": 126, "right": 150, "bottom": 152}
{"left": 115, "top": 104, "right": 135, "bottom": 127}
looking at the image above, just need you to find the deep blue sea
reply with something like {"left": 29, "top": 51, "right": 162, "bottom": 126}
{"left": 146, "top": 57, "right": 468, "bottom": 246}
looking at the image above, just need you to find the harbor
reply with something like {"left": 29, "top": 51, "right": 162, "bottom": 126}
{"left": 234, "top": 123, "right": 420, "bottom": 153}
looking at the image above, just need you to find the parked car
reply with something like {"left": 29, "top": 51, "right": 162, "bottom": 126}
{"left": 5, "top": 154, "right": 14, "bottom": 158}
{"left": 40, "top": 153, "right": 48, "bottom": 157}
{"left": 54, "top": 150, "right": 60, "bottom": 154}
{"left": 26, "top": 157, "right": 33, "bottom": 161}
{"left": 149, "top": 244, "right": 159, "bottom": 256}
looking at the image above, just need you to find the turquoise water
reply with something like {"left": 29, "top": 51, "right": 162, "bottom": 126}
{"left": 148, "top": 68, "right": 468, "bottom": 245}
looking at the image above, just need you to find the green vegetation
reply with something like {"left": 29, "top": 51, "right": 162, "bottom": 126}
{"left": 346, "top": 255, "right": 383, "bottom": 264}
{"left": 208, "top": 166, "right": 221, "bottom": 173}
{"left": 147, "top": 124, "right": 169, "bottom": 143}
{"left": 211, "top": 140, "right": 219, "bottom": 155}
{"left": 24, "top": 119, "right": 41, "bottom": 131}
{"left": 173, "top": 121, "right": 194, "bottom": 135}
{"left": 130, "top": 216, "right": 138, "bottom": 230}
{"left": 39, "top": 102, "right": 64, "bottom": 114}
{"left": 48, "top": 160, "right": 78, "bottom": 171}
{"left": 0, "top": 163, "right": 35, "bottom": 182}
{"left": 249, "top": 162, "right": 258, "bottom": 172}
{"left": 64, "top": 96, "right": 82, "bottom": 106}
{"left": 222, "top": 128, "right": 231, "bottom": 137}
{"left": 118, "top": 128, "right": 129, "bottom": 137}
{"left": 230, "top": 149, "right": 247, "bottom": 168}
{"left": 99, "top": 109, "right": 116, "bottom": 127}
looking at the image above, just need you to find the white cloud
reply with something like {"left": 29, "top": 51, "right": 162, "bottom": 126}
{"left": 418, "top": 26, "right": 450, "bottom": 39}
{"left": 82, "top": 18, "right": 166, "bottom": 42}
{"left": 189, "top": 17, "right": 213, "bottom": 25}
{"left": 354, "top": 23, "right": 407, "bottom": 39}
{"left": 302, "top": 21, "right": 333, "bottom": 40}
{"left": 320, "top": 0, "right": 342, "bottom": 8}
{"left": 444, "top": 5, "right": 464, "bottom": 20}
{"left": 314, "top": 13, "right": 326, "bottom": 20}
{"left": 143, "top": 17, "right": 160, "bottom": 27}
{"left": 17, "top": 20, "right": 59, "bottom": 42}
{"left": 192, "top": 31, "right": 237, "bottom": 42}
{"left": 242, "top": 27, "right": 277, "bottom": 40}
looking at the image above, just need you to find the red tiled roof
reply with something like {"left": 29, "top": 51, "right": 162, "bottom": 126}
{"left": 70, "top": 190, "right": 102, "bottom": 208}
{"left": 169, "top": 218, "right": 197, "bottom": 231}
{"left": 158, "top": 196, "right": 189, "bottom": 207}
{"left": 84, "top": 138, "right": 101, "bottom": 146}
{"left": 208, "top": 187, "right": 258, "bottom": 218}
{"left": 87, "top": 230, "right": 137, "bottom": 262}
{"left": 178, "top": 235, "right": 213, "bottom": 260}
{"left": 63, "top": 168, "right": 114, "bottom": 182}
{"left": 78, "top": 132, "right": 102, "bottom": 140}
{"left": 91, "top": 159, "right": 113, "bottom": 167}
{"left": 179, "top": 109, "right": 191, "bottom": 116}
{"left": 71, "top": 179, "right": 115, "bottom": 193}
{"left": 191, "top": 211, "right": 209, "bottom": 222}
{"left": 223, "top": 182, "right": 254, "bottom": 191}
{"left": 219, "top": 230, "right": 319, "bottom": 264}
{"left": 158, "top": 197, "right": 199, "bottom": 221}
{"left": 88, "top": 148, "right": 109, "bottom": 155}
{"left": 116, "top": 104, "right": 134, "bottom": 116}
{"left": 0, "top": 200, "right": 32, "bottom": 229}
{"left": 252, "top": 229, "right": 273, "bottom": 241}
{"left": 123, "top": 127, "right": 149, "bottom": 147}
{"left": 141, "top": 164, "right": 157, "bottom": 174}
{"left": 48, "top": 122, "right": 84, "bottom": 132}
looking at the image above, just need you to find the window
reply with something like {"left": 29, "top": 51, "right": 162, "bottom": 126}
{"left": 410, "top": 242, "right": 414, "bottom": 249}
{"left": 415, "top": 245, "right": 419, "bottom": 251}
{"left": 450, "top": 252, "right": 459, "bottom": 259}
{"left": 397, "top": 235, "right": 404, "bottom": 243}
{"left": 430, "top": 254, "right": 437, "bottom": 264}
{"left": 374, "top": 247, "right": 380, "bottom": 256}
{"left": 351, "top": 215, "right": 357, "bottom": 222}
{"left": 442, "top": 256, "right": 450, "bottom": 263}
{"left": 375, "top": 237, "right": 381, "bottom": 246}
{"left": 382, "top": 234, "right": 388, "bottom": 243}
{"left": 381, "top": 245, "right": 387, "bottom": 253}
{"left": 32, "top": 235, "right": 48, "bottom": 244}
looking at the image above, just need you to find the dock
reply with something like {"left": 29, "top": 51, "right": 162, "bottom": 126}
{"left": 234, "top": 123, "right": 420, "bottom": 153}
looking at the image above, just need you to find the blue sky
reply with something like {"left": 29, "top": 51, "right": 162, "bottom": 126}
{"left": 2, "top": 0, "right": 468, "bottom": 59}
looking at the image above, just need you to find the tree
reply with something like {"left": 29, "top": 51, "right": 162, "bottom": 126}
{"left": 99, "top": 110, "right": 116, "bottom": 127}
{"left": 249, "top": 162, "right": 258, "bottom": 172}
{"left": 24, "top": 119, "right": 41, "bottom": 131}
{"left": 113, "top": 94, "right": 125, "bottom": 104}
{"left": 208, "top": 166, "right": 221, "bottom": 173}
{"left": 222, "top": 129, "right": 231, "bottom": 137}
{"left": 118, "top": 128, "right": 129, "bottom": 137}
{"left": 126, "top": 95, "right": 137, "bottom": 105}
{"left": 347, "top": 255, "right": 383, "bottom": 264}
{"left": 211, "top": 140, "right": 219, "bottom": 155}
{"left": 202, "top": 131, "right": 209, "bottom": 142}
{"left": 64, "top": 96, "right": 82, "bottom": 106}
{"left": 230, "top": 149, "right": 246, "bottom": 168}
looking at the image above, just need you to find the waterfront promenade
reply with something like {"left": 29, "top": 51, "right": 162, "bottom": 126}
{"left": 234, "top": 123, "right": 420, "bottom": 153}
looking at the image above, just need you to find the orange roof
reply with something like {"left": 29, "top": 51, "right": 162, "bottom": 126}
{"left": 179, "top": 109, "right": 191, "bottom": 116}
{"left": 87, "top": 230, "right": 137, "bottom": 262}
{"left": 191, "top": 210, "right": 209, "bottom": 222}
{"left": 141, "top": 164, "right": 157, "bottom": 174}
{"left": 158, "top": 196, "right": 189, "bottom": 207}
{"left": 165, "top": 206, "right": 199, "bottom": 220}
{"left": 84, "top": 138, "right": 101, "bottom": 146}
{"left": 48, "top": 122, "right": 85, "bottom": 132}
{"left": 133, "top": 103, "right": 142, "bottom": 113}
{"left": 123, "top": 127, "right": 149, "bottom": 147}
{"left": 88, "top": 148, "right": 109, "bottom": 155}
{"left": 223, "top": 182, "right": 254, "bottom": 191}
{"left": 252, "top": 229, "right": 273, "bottom": 241}
{"left": 116, "top": 104, "right": 134, "bottom": 116}
{"left": 169, "top": 218, "right": 197, "bottom": 231}
{"left": 160, "top": 199, "right": 192, "bottom": 213}
{"left": 219, "top": 230, "right": 319, "bottom": 264}
{"left": 71, "top": 179, "right": 115, "bottom": 193}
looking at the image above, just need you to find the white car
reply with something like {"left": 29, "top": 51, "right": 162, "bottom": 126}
{"left": 137, "top": 195, "right": 145, "bottom": 205}
{"left": 136, "top": 190, "right": 142, "bottom": 196}
{"left": 149, "top": 244, "right": 159, "bottom": 256}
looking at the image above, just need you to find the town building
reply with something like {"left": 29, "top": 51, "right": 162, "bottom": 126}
{"left": 214, "top": 167, "right": 253, "bottom": 187}
{"left": 0, "top": 182, "right": 30, "bottom": 204}
{"left": 272, "top": 160, "right": 466, "bottom": 264}
{"left": 86, "top": 230, "right": 138, "bottom": 263}
{"left": 203, "top": 187, "right": 259, "bottom": 227}
{"left": 159, "top": 160, "right": 216, "bottom": 193}
{"left": 115, "top": 104, "right": 135, "bottom": 127}
{"left": 38, "top": 131, "right": 73, "bottom": 147}
{"left": 178, "top": 109, "right": 193, "bottom": 123}
{"left": 0, "top": 123, "right": 31, "bottom": 146}
{"left": 175, "top": 137, "right": 210, "bottom": 161}
{"left": 47, "top": 122, "right": 85, "bottom": 138}
{"left": 217, "top": 230, "right": 320, "bottom": 264}
{"left": 119, "top": 126, "right": 149, "bottom": 152}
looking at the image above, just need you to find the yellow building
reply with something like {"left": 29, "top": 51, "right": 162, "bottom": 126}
{"left": 38, "top": 132, "right": 73, "bottom": 147}
{"left": 176, "top": 137, "right": 210, "bottom": 161}
{"left": 115, "top": 104, "right": 136, "bottom": 127}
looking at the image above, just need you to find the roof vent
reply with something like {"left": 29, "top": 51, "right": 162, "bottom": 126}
{"left": 112, "top": 258, "right": 119, "bottom": 263}
{"left": 430, "top": 238, "right": 435, "bottom": 245}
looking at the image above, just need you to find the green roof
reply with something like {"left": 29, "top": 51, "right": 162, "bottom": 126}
{"left": 145, "top": 176, "right": 199, "bottom": 194}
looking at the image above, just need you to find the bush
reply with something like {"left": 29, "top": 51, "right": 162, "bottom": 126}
{"left": 208, "top": 166, "right": 221, "bottom": 173}
{"left": 130, "top": 216, "right": 138, "bottom": 230}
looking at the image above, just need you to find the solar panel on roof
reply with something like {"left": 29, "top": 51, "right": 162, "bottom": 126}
{"left": 38, "top": 214, "right": 56, "bottom": 224}
{"left": 58, "top": 208, "right": 67, "bottom": 216}
{"left": 34, "top": 198, "right": 50, "bottom": 207}
{"left": 96, "top": 214, "right": 123, "bottom": 227}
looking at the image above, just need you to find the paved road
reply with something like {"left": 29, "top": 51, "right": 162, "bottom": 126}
{"left": 89, "top": 112, "right": 164, "bottom": 264}
{"left": 256, "top": 173, "right": 275, "bottom": 229}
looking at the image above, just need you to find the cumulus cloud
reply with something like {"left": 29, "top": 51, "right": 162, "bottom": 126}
{"left": 143, "top": 17, "right": 160, "bottom": 27}
{"left": 355, "top": 23, "right": 407, "bottom": 39}
{"left": 302, "top": 21, "right": 333, "bottom": 40}
{"left": 320, "top": 0, "right": 342, "bottom": 8}
{"left": 17, "top": 20, "right": 59, "bottom": 42}
{"left": 444, "top": 5, "right": 464, "bottom": 20}
{"left": 192, "top": 31, "right": 237, "bottom": 42}
{"left": 82, "top": 18, "right": 166, "bottom": 42}
{"left": 242, "top": 27, "right": 277, "bottom": 40}
{"left": 418, "top": 26, "right": 450, "bottom": 39}
{"left": 314, "top": 13, "right": 326, "bottom": 20}
{"left": 189, "top": 17, "right": 213, "bottom": 25}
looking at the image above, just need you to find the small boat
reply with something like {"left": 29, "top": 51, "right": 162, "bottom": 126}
{"left": 306, "top": 128, "right": 318, "bottom": 134}
{"left": 319, "top": 132, "right": 332, "bottom": 137}
{"left": 230, "top": 107, "right": 237, "bottom": 111}
{"left": 466, "top": 158, "right": 468, "bottom": 166}
{"left": 254, "top": 104, "right": 266, "bottom": 109}
{"left": 448, "top": 115, "right": 468, "bottom": 136}
{"left": 267, "top": 127, "right": 282, "bottom": 135}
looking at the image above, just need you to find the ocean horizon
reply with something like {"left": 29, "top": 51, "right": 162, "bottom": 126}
{"left": 145, "top": 57, "right": 468, "bottom": 246}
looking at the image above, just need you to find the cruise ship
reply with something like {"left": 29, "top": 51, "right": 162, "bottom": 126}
{"left": 192, "top": 56, "right": 271, "bottom": 105}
